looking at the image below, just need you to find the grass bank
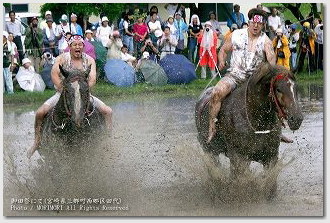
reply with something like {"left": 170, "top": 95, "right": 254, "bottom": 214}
{"left": 3, "top": 70, "right": 323, "bottom": 106}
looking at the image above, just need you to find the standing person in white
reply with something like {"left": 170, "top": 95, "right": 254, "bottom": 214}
{"left": 267, "top": 8, "right": 282, "bottom": 40}
{"left": 96, "top": 16, "right": 113, "bottom": 48}
{"left": 56, "top": 14, "right": 71, "bottom": 54}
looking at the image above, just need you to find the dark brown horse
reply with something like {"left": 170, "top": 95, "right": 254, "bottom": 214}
{"left": 195, "top": 63, "right": 303, "bottom": 197}
{"left": 39, "top": 65, "right": 105, "bottom": 155}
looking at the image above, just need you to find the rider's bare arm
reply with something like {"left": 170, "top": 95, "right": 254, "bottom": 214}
{"left": 218, "top": 35, "right": 233, "bottom": 69}
{"left": 88, "top": 57, "right": 97, "bottom": 88}
{"left": 51, "top": 55, "right": 64, "bottom": 92}
{"left": 264, "top": 37, "right": 276, "bottom": 65}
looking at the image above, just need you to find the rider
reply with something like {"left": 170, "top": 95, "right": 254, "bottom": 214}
{"left": 208, "top": 8, "right": 292, "bottom": 143}
{"left": 28, "top": 35, "right": 113, "bottom": 158}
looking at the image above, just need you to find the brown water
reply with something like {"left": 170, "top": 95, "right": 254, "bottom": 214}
{"left": 3, "top": 85, "right": 323, "bottom": 216}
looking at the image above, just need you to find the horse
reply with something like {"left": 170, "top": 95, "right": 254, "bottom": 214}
{"left": 195, "top": 63, "right": 303, "bottom": 198}
{"left": 39, "top": 65, "right": 106, "bottom": 157}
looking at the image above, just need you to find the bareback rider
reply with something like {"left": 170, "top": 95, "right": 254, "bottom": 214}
{"left": 28, "top": 35, "right": 113, "bottom": 158}
{"left": 207, "top": 8, "right": 293, "bottom": 144}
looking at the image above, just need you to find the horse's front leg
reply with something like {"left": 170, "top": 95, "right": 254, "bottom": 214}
{"left": 263, "top": 155, "right": 279, "bottom": 200}
{"left": 227, "top": 150, "right": 250, "bottom": 180}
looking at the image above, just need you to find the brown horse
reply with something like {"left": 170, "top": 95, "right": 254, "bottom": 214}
{"left": 39, "top": 65, "right": 105, "bottom": 156}
{"left": 195, "top": 63, "right": 303, "bottom": 198}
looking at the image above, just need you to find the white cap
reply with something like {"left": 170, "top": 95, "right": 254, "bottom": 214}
{"left": 60, "top": 14, "right": 68, "bottom": 22}
{"left": 22, "top": 58, "right": 32, "bottom": 65}
{"left": 45, "top": 10, "right": 52, "bottom": 16}
{"left": 155, "top": 30, "right": 163, "bottom": 38}
{"left": 71, "top": 13, "right": 77, "bottom": 18}
{"left": 3, "top": 31, "right": 9, "bottom": 39}
{"left": 204, "top": 21, "right": 212, "bottom": 27}
{"left": 101, "top": 16, "right": 109, "bottom": 22}
{"left": 85, "top": 29, "right": 93, "bottom": 34}
{"left": 142, "top": 51, "right": 150, "bottom": 59}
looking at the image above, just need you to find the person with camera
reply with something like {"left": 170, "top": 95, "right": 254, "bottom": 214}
{"left": 24, "top": 17, "right": 43, "bottom": 73}
{"left": 267, "top": 8, "right": 282, "bottom": 40}
{"left": 314, "top": 18, "right": 323, "bottom": 71}
{"left": 272, "top": 28, "right": 290, "bottom": 70}
{"left": 42, "top": 18, "right": 58, "bottom": 57}
{"left": 197, "top": 21, "right": 218, "bottom": 79}
{"left": 107, "top": 29, "right": 123, "bottom": 60}
{"left": 158, "top": 26, "right": 178, "bottom": 60}
{"left": 288, "top": 24, "right": 299, "bottom": 70}
{"left": 133, "top": 14, "right": 149, "bottom": 60}
{"left": 296, "top": 21, "right": 316, "bottom": 73}
{"left": 140, "top": 35, "right": 160, "bottom": 62}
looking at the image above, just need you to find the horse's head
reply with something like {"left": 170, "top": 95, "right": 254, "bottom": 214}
{"left": 60, "top": 65, "right": 90, "bottom": 128}
{"left": 253, "top": 63, "right": 304, "bottom": 131}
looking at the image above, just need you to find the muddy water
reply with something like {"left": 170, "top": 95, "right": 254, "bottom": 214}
{"left": 3, "top": 85, "right": 323, "bottom": 216}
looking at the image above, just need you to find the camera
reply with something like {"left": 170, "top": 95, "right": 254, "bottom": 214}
{"left": 320, "top": 25, "right": 323, "bottom": 30}
{"left": 45, "top": 52, "right": 52, "bottom": 58}
{"left": 205, "top": 27, "right": 210, "bottom": 32}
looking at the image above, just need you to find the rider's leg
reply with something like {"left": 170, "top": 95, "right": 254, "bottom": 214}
{"left": 27, "top": 104, "right": 52, "bottom": 158}
{"left": 91, "top": 96, "right": 112, "bottom": 130}
{"left": 208, "top": 79, "right": 232, "bottom": 143}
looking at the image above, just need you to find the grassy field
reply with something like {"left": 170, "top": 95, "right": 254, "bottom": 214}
{"left": 3, "top": 69, "right": 323, "bottom": 106}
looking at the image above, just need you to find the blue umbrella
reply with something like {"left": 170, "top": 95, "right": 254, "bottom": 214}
{"left": 159, "top": 54, "right": 197, "bottom": 84}
{"left": 104, "top": 59, "right": 135, "bottom": 87}
{"left": 40, "top": 63, "right": 54, "bottom": 89}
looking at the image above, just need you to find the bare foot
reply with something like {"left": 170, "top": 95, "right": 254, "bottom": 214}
{"left": 280, "top": 134, "right": 293, "bottom": 143}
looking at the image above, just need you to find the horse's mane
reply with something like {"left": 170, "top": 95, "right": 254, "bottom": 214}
{"left": 249, "top": 63, "right": 295, "bottom": 87}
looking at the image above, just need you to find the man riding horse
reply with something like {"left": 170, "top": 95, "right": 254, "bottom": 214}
{"left": 208, "top": 8, "right": 292, "bottom": 144}
{"left": 28, "top": 35, "right": 113, "bottom": 158}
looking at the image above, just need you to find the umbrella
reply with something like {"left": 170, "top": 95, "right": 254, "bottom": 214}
{"left": 104, "top": 59, "right": 135, "bottom": 87}
{"left": 16, "top": 68, "right": 46, "bottom": 92}
{"left": 40, "top": 63, "right": 55, "bottom": 89}
{"left": 159, "top": 54, "right": 197, "bottom": 84}
{"left": 139, "top": 60, "right": 168, "bottom": 86}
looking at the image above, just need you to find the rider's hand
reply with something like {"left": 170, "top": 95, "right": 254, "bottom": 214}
{"left": 219, "top": 60, "right": 226, "bottom": 70}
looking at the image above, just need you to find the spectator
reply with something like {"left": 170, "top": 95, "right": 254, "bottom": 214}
{"left": 42, "top": 18, "right": 58, "bottom": 56}
{"left": 118, "top": 12, "right": 126, "bottom": 39}
{"left": 70, "top": 13, "right": 83, "bottom": 36}
{"left": 227, "top": 4, "right": 246, "bottom": 29}
{"left": 56, "top": 14, "right": 71, "bottom": 54}
{"left": 7, "top": 32, "right": 19, "bottom": 61}
{"left": 165, "top": 15, "right": 177, "bottom": 41}
{"left": 175, "top": 4, "right": 187, "bottom": 24}
{"left": 223, "top": 23, "right": 238, "bottom": 42}
{"left": 158, "top": 26, "right": 178, "bottom": 60}
{"left": 24, "top": 17, "right": 43, "bottom": 73}
{"left": 273, "top": 28, "right": 291, "bottom": 70}
{"left": 283, "top": 20, "right": 292, "bottom": 38}
{"left": 40, "top": 11, "right": 56, "bottom": 31}
{"left": 121, "top": 44, "right": 136, "bottom": 67}
{"left": 314, "top": 18, "right": 323, "bottom": 71}
{"left": 140, "top": 35, "right": 160, "bottom": 62}
{"left": 16, "top": 58, "right": 45, "bottom": 92}
{"left": 148, "top": 12, "right": 162, "bottom": 45}
{"left": 288, "top": 24, "right": 299, "bottom": 70}
{"left": 122, "top": 11, "right": 134, "bottom": 54}
{"left": 133, "top": 14, "right": 149, "bottom": 59}
{"left": 84, "top": 29, "right": 95, "bottom": 42}
{"left": 296, "top": 21, "right": 316, "bottom": 73}
{"left": 174, "top": 11, "right": 188, "bottom": 54}
{"left": 3, "top": 31, "right": 14, "bottom": 94}
{"left": 208, "top": 11, "right": 223, "bottom": 37}
{"left": 107, "top": 29, "right": 123, "bottom": 59}
{"left": 96, "top": 16, "right": 113, "bottom": 47}
{"left": 267, "top": 8, "right": 282, "bottom": 40}
{"left": 198, "top": 21, "right": 218, "bottom": 79}
{"left": 187, "top": 14, "right": 202, "bottom": 63}
{"left": 5, "top": 10, "right": 25, "bottom": 64}
{"left": 145, "top": 6, "right": 163, "bottom": 25}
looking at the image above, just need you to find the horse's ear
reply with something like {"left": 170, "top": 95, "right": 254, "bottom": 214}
{"left": 59, "top": 65, "right": 68, "bottom": 78}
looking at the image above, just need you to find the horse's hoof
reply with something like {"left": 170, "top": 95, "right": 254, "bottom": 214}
{"left": 280, "top": 135, "right": 294, "bottom": 143}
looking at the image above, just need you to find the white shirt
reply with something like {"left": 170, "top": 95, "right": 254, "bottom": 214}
{"left": 56, "top": 23, "right": 71, "bottom": 51}
{"left": 314, "top": 24, "right": 323, "bottom": 44}
{"left": 289, "top": 32, "right": 299, "bottom": 49}
{"left": 148, "top": 20, "right": 162, "bottom": 33}
{"left": 121, "top": 52, "right": 136, "bottom": 62}
{"left": 96, "top": 25, "right": 113, "bottom": 47}
{"left": 268, "top": 15, "right": 282, "bottom": 31}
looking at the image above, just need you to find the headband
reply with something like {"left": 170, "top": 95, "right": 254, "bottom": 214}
{"left": 67, "top": 35, "right": 84, "bottom": 45}
{"left": 249, "top": 15, "right": 265, "bottom": 23}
